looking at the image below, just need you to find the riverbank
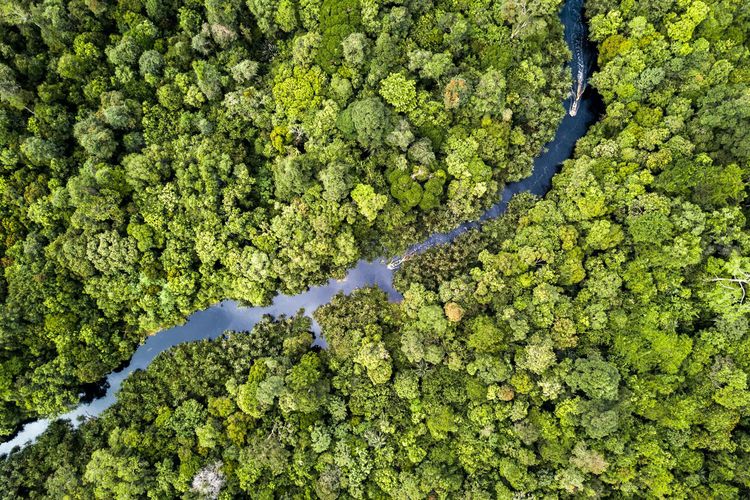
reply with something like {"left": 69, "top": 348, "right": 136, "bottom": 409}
{"left": 0, "top": 0, "right": 602, "bottom": 456}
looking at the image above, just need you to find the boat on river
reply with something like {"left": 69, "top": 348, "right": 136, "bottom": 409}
{"left": 0, "top": 0, "right": 602, "bottom": 456}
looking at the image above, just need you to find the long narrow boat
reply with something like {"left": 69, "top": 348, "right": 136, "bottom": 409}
{"left": 569, "top": 76, "right": 586, "bottom": 117}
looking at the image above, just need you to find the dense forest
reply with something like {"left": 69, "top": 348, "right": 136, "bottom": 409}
{"left": 2, "top": 0, "right": 750, "bottom": 498}
{"left": 0, "top": 0, "right": 569, "bottom": 434}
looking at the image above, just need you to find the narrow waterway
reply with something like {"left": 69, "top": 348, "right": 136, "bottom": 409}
{"left": 0, "top": 0, "right": 603, "bottom": 456}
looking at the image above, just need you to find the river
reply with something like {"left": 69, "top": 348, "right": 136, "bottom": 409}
{"left": 0, "top": 0, "right": 602, "bottom": 456}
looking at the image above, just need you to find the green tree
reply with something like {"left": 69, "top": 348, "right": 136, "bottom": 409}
{"left": 379, "top": 73, "right": 416, "bottom": 113}
{"left": 351, "top": 183, "right": 387, "bottom": 222}
{"left": 566, "top": 357, "right": 621, "bottom": 401}
{"left": 83, "top": 450, "right": 147, "bottom": 500}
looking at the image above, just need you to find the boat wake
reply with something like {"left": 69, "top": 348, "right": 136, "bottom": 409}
{"left": 0, "top": 0, "right": 603, "bottom": 456}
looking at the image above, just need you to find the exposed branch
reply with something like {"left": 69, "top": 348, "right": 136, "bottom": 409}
{"left": 709, "top": 274, "right": 750, "bottom": 304}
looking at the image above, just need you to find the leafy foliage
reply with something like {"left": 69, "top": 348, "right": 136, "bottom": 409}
{"left": 2, "top": 0, "right": 750, "bottom": 497}
{"left": 0, "top": 0, "right": 568, "bottom": 433}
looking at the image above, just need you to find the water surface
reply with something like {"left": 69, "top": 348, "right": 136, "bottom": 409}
{"left": 0, "top": 0, "right": 603, "bottom": 456}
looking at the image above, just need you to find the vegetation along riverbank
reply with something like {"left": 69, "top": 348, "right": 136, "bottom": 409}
{"left": 1, "top": 0, "right": 749, "bottom": 498}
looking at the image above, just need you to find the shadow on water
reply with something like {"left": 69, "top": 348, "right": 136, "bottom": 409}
{"left": 0, "top": 0, "right": 605, "bottom": 456}
{"left": 396, "top": 85, "right": 603, "bottom": 258}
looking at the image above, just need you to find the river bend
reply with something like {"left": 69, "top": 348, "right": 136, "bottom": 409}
{"left": 0, "top": 0, "right": 602, "bottom": 456}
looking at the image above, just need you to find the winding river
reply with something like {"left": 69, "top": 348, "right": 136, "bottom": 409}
{"left": 0, "top": 0, "right": 602, "bottom": 456}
